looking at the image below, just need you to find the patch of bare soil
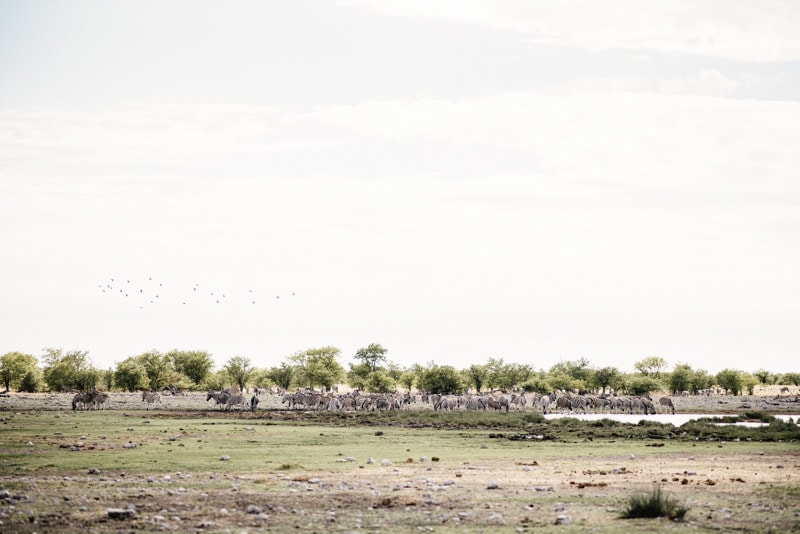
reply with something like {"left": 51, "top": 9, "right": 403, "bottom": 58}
{"left": 2, "top": 447, "right": 799, "bottom": 532}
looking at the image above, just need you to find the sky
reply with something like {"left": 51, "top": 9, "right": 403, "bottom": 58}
{"left": 1, "top": 1, "right": 799, "bottom": 374}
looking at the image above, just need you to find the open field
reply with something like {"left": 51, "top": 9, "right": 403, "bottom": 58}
{"left": 1, "top": 394, "right": 799, "bottom": 532}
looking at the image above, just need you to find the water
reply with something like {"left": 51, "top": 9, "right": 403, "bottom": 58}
{"left": 542, "top": 413, "right": 798, "bottom": 426}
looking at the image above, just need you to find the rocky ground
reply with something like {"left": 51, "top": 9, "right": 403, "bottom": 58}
{"left": 1, "top": 387, "right": 799, "bottom": 532}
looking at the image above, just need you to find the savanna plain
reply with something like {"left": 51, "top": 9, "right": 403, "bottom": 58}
{"left": 1, "top": 390, "right": 799, "bottom": 533}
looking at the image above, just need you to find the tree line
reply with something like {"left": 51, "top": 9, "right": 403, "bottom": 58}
{"left": 1, "top": 346, "right": 798, "bottom": 396}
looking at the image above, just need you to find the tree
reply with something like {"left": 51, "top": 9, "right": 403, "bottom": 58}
{"left": 290, "top": 346, "right": 344, "bottom": 391}
{"left": 18, "top": 370, "right": 40, "bottom": 392}
{"left": 690, "top": 369, "right": 713, "bottom": 394}
{"left": 223, "top": 356, "right": 254, "bottom": 391}
{"left": 0, "top": 352, "right": 39, "bottom": 391}
{"left": 463, "top": 364, "right": 487, "bottom": 393}
{"left": 417, "top": 364, "right": 462, "bottom": 395}
{"left": 41, "top": 348, "right": 95, "bottom": 392}
{"left": 169, "top": 350, "right": 214, "bottom": 386}
{"left": 520, "top": 374, "right": 551, "bottom": 394}
{"left": 267, "top": 363, "right": 294, "bottom": 391}
{"left": 398, "top": 371, "right": 415, "bottom": 392}
{"left": 634, "top": 356, "right": 668, "bottom": 378}
{"left": 353, "top": 343, "right": 388, "bottom": 373}
{"left": 753, "top": 369, "right": 775, "bottom": 385}
{"left": 346, "top": 362, "right": 372, "bottom": 391}
{"left": 592, "top": 366, "right": 621, "bottom": 395}
{"left": 625, "top": 374, "right": 661, "bottom": 396}
{"left": 668, "top": 364, "right": 693, "bottom": 394}
{"left": 715, "top": 369, "right": 743, "bottom": 395}
{"left": 133, "top": 350, "right": 173, "bottom": 391}
{"left": 365, "top": 370, "right": 395, "bottom": 393}
{"left": 114, "top": 357, "right": 150, "bottom": 392}
{"left": 740, "top": 372, "right": 758, "bottom": 395}
{"left": 548, "top": 358, "right": 593, "bottom": 390}
{"left": 780, "top": 372, "right": 800, "bottom": 386}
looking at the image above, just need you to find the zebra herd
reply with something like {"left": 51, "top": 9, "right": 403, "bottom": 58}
{"left": 66, "top": 388, "right": 678, "bottom": 416}
{"left": 71, "top": 389, "right": 110, "bottom": 410}
{"left": 206, "top": 388, "right": 256, "bottom": 412}
{"left": 278, "top": 390, "right": 677, "bottom": 415}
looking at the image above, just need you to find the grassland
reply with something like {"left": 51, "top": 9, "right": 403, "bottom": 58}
{"left": 1, "top": 401, "right": 799, "bottom": 533}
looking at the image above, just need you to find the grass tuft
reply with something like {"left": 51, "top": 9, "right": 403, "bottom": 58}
{"left": 620, "top": 486, "right": 688, "bottom": 520}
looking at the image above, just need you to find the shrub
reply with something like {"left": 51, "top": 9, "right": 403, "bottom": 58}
{"left": 621, "top": 486, "right": 688, "bottom": 520}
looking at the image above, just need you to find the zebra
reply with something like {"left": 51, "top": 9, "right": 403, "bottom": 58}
{"left": 464, "top": 396, "right": 486, "bottom": 411}
{"left": 539, "top": 395, "right": 551, "bottom": 414}
{"left": 224, "top": 393, "right": 248, "bottom": 411}
{"left": 206, "top": 390, "right": 231, "bottom": 409}
{"left": 658, "top": 396, "right": 675, "bottom": 414}
{"left": 142, "top": 391, "right": 162, "bottom": 410}
{"left": 91, "top": 391, "right": 110, "bottom": 410}
{"left": 72, "top": 392, "right": 88, "bottom": 411}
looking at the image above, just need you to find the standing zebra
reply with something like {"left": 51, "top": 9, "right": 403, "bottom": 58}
{"left": 142, "top": 391, "right": 161, "bottom": 410}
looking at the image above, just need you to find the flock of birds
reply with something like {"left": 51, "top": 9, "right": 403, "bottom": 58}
{"left": 97, "top": 276, "right": 295, "bottom": 309}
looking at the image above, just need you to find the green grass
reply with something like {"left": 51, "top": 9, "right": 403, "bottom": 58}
{"left": 620, "top": 486, "right": 688, "bottom": 520}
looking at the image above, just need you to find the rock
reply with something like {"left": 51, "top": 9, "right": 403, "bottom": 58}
{"left": 480, "top": 442, "right": 489, "bottom": 449}
{"left": 381, "top": 459, "right": 391, "bottom": 467}
{"left": 486, "top": 481, "right": 500, "bottom": 489}
{"left": 555, "top": 514, "right": 572, "bottom": 525}
{"left": 220, "top": 455, "right": 230, "bottom": 461}
{"left": 107, "top": 508, "right": 136, "bottom": 519}
{"left": 245, "top": 504, "right": 262, "bottom": 514}
{"left": 88, "top": 468, "right": 102, "bottom": 475}
{"left": 122, "top": 442, "right": 137, "bottom": 449}
{"left": 534, "top": 486, "right": 554, "bottom": 492}
{"left": 486, "top": 512, "right": 505, "bottom": 525}
{"left": 367, "top": 457, "right": 375, "bottom": 464}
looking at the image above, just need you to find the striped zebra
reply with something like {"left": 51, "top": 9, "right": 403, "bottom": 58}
{"left": 658, "top": 396, "right": 675, "bottom": 414}
{"left": 207, "top": 390, "right": 231, "bottom": 409}
{"left": 141, "top": 391, "right": 161, "bottom": 410}
{"left": 223, "top": 393, "right": 248, "bottom": 411}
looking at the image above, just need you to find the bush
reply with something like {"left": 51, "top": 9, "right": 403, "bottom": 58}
{"left": 621, "top": 486, "right": 688, "bottom": 520}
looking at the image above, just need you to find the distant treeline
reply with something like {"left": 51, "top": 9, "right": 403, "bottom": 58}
{"left": 1, "top": 346, "right": 798, "bottom": 396}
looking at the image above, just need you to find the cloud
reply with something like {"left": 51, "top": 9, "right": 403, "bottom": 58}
{"left": 340, "top": 0, "right": 800, "bottom": 62}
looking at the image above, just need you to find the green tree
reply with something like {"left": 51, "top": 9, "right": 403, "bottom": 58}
{"left": 463, "top": 364, "right": 487, "bottom": 393}
{"left": 780, "top": 372, "right": 800, "bottom": 386}
{"left": 417, "top": 364, "right": 462, "bottom": 395}
{"left": 668, "top": 364, "right": 693, "bottom": 394}
{"left": 267, "top": 363, "right": 294, "bottom": 391}
{"left": 520, "top": 373, "right": 551, "bottom": 394}
{"left": 740, "top": 372, "right": 758, "bottom": 395}
{"left": 353, "top": 343, "right": 388, "bottom": 373}
{"left": 753, "top": 369, "right": 775, "bottom": 385}
{"left": 41, "top": 348, "right": 95, "bottom": 392}
{"left": 398, "top": 371, "right": 415, "bottom": 392}
{"left": 592, "top": 366, "right": 621, "bottom": 395}
{"left": 136, "top": 350, "right": 173, "bottom": 391}
{"left": 0, "top": 352, "right": 39, "bottom": 391}
{"left": 715, "top": 369, "right": 743, "bottom": 395}
{"left": 634, "top": 356, "right": 668, "bottom": 378}
{"left": 365, "top": 370, "right": 395, "bottom": 393}
{"left": 18, "top": 370, "right": 40, "bottom": 392}
{"left": 290, "top": 346, "right": 344, "bottom": 391}
{"left": 223, "top": 355, "right": 254, "bottom": 391}
{"left": 100, "top": 367, "right": 114, "bottom": 391}
{"left": 168, "top": 350, "right": 214, "bottom": 386}
{"left": 346, "top": 362, "right": 372, "bottom": 391}
{"left": 690, "top": 369, "right": 713, "bottom": 393}
{"left": 114, "top": 357, "right": 150, "bottom": 392}
{"left": 625, "top": 374, "right": 661, "bottom": 396}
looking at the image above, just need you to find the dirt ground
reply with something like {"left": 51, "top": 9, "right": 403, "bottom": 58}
{"left": 1, "top": 389, "right": 799, "bottom": 532}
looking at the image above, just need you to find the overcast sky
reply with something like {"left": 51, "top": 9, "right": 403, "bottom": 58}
{"left": 1, "top": 1, "right": 798, "bottom": 374}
